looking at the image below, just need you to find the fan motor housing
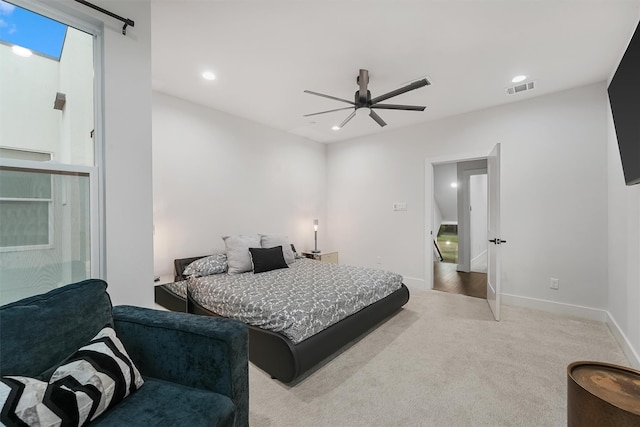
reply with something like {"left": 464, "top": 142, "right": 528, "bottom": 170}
{"left": 354, "top": 90, "right": 372, "bottom": 106}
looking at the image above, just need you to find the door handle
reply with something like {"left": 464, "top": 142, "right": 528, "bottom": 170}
{"left": 489, "top": 239, "right": 507, "bottom": 244}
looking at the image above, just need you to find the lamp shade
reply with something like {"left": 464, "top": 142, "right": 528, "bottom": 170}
{"left": 312, "top": 219, "right": 320, "bottom": 253}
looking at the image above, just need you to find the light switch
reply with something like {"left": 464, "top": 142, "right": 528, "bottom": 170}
{"left": 393, "top": 202, "right": 407, "bottom": 211}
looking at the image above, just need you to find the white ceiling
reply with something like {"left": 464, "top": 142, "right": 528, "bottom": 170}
{"left": 151, "top": 0, "right": 640, "bottom": 143}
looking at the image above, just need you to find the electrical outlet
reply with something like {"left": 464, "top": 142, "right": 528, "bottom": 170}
{"left": 550, "top": 277, "right": 559, "bottom": 290}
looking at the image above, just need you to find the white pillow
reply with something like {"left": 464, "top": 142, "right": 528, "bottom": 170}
{"left": 222, "top": 235, "right": 261, "bottom": 274}
{"left": 260, "top": 234, "right": 295, "bottom": 264}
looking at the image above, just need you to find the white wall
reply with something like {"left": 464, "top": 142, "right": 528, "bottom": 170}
{"left": 327, "top": 83, "right": 609, "bottom": 308}
{"left": 456, "top": 159, "right": 487, "bottom": 272}
{"left": 470, "top": 173, "right": 488, "bottom": 265}
{"left": 98, "top": 0, "right": 153, "bottom": 307}
{"left": 433, "top": 163, "right": 458, "bottom": 223}
{"left": 0, "top": 45, "right": 60, "bottom": 154}
{"left": 58, "top": 27, "right": 94, "bottom": 166}
{"left": 0, "top": 27, "right": 93, "bottom": 164}
{"left": 152, "top": 92, "right": 326, "bottom": 277}
{"left": 606, "top": 94, "right": 640, "bottom": 368}
{"left": 603, "top": 7, "right": 640, "bottom": 370}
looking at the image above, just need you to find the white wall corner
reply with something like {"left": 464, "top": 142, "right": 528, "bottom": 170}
{"left": 606, "top": 311, "right": 640, "bottom": 369}
{"left": 501, "top": 293, "right": 608, "bottom": 322}
{"left": 402, "top": 276, "right": 427, "bottom": 293}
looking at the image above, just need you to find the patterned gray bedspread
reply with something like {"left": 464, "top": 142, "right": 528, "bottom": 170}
{"left": 165, "top": 280, "right": 188, "bottom": 299}
{"left": 169, "top": 258, "right": 403, "bottom": 344}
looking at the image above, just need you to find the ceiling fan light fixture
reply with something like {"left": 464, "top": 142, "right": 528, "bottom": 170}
{"left": 331, "top": 125, "right": 341, "bottom": 131}
{"left": 304, "top": 69, "right": 428, "bottom": 129}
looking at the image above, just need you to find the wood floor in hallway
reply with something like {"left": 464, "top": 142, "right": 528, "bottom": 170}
{"left": 433, "top": 262, "right": 487, "bottom": 299}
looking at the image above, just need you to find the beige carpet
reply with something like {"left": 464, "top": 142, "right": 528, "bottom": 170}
{"left": 248, "top": 290, "right": 629, "bottom": 427}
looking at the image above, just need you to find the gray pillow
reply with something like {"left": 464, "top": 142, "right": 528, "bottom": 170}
{"left": 223, "top": 234, "right": 261, "bottom": 274}
{"left": 183, "top": 253, "right": 228, "bottom": 277}
{"left": 260, "top": 234, "right": 295, "bottom": 264}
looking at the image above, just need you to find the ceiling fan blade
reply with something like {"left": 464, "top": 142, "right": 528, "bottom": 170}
{"left": 339, "top": 110, "right": 357, "bottom": 128}
{"left": 303, "top": 106, "right": 355, "bottom": 117}
{"left": 369, "top": 109, "right": 387, "bottom": 127}
{"left": 370, "top": 78, "right": 430, "bottom": 105}
{"left": 304, "top": 90, "right": 355, "bottom": 105}
{"left": 371, "top": 104, "right": 426, "bottom": 111}
{"left": 358, "top": 69, "right": 368, "bottom": 104}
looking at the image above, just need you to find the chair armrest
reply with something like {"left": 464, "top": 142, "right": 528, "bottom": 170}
{"left": 112, "top": 305, "right": 248, "bottom": 426}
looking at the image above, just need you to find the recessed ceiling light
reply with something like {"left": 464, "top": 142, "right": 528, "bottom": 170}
{"left": 331, "top": 125, "right": 341, "bottom": 131}
{"left": 451, "top": 182, "right": 458, "bottom": 188}
{"left": 512, "top": 75, "right": 527, "bottom": 83}
{"left": 11, "top": 45, "right": 32, "bottom": 57}
{"left": 202, "top": 71, "right": 216, "bottom": 81}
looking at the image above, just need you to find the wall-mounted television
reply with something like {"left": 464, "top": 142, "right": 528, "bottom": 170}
{"left": 608, "top": 20, "right": 640, "bottom": 186}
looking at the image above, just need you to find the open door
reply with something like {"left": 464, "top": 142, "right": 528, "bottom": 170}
{"left": 487, "top": 143, "right": 504, "bottom": 321}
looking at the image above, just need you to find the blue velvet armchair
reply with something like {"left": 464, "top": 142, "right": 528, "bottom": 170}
{"left": 0, "top": 279, "right": 249, "bottom": 427}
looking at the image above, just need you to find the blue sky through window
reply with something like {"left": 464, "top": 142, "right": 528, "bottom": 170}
{"left": 0, "top": 1, "right": 67, "bottom": 60}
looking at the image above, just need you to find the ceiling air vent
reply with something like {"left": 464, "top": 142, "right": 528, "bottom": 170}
{"left": 506, "top": 80, "right": 536, "bottom": 95}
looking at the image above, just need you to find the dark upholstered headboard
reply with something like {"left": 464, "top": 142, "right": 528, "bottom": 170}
{"left": 174, "top": 255, "right": 208, "bottom": 282}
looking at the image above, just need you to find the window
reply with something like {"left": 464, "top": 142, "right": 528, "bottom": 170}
{"left": 0, "top": 1, "right": 102, "bottom": 304}
{"left": 0, "top": 149, "right": 52, "bottom": 250}
{"left": 0, "top": 168, "right": 51, "bottom": 252}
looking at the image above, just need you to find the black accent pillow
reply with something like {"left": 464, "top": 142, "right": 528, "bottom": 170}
{"left": 249, "top": 246, "right": 289, "bottom": 274}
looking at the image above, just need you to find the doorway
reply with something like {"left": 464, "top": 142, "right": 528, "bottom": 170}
{"left": 430, "top": 159, "right": 488, "bottom": 299}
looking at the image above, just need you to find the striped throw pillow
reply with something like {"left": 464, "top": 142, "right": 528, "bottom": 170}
{"left": 0, "top": 326, "right": 144, "bottom": 426}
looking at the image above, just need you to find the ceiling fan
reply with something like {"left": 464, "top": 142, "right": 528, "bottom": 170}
{"left": 304, "top": 69, "right": 430, "bottom": 129}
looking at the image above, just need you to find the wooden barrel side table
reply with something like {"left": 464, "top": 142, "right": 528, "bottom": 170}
{"left": 567, "top": 361, "right": 640, "bottom": 427}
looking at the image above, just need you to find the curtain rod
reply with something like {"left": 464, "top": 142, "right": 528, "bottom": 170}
{"left": 74, "top": 0, "right": 134, "bottom": 35}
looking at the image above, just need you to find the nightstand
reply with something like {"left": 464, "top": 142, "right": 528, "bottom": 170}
{"left": 301, "top": 251, "right": 339, "bottom": 264}
{"left": 154, "top": 274, "right": 174, "bottom": 286}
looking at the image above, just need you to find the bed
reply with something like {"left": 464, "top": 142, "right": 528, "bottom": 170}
{"left": 154, "top": 255, "right": 410, "bottom": 383}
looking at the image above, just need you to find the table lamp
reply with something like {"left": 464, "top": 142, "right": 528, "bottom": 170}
{"left": 312, "top": 219, "right": 320, "bottom": 253}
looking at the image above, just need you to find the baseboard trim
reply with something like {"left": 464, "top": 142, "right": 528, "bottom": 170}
{"left": 484, "top": 293, "right": 640, "bottom": 369}
{"left": 605, "top": 312, "right": 640, "bottom": 369}
{"left": 501, "top": 293, "right": 607, "bottom": 322}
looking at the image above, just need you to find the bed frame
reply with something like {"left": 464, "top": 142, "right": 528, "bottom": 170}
{"left": 154, "top": 255, "right": 410, "bottom": 383}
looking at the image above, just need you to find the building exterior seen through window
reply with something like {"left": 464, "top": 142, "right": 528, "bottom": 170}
{"left": 0, "top": 1, "right": 98, "bottom": 304}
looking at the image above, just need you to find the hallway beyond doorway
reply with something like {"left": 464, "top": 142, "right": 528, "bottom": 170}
{"left": 433, "top": 262, "right": 487, "bottom": 299}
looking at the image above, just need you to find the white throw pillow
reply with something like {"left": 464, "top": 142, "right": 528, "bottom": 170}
{"left": 260, "top": 234, "right": 295, "bottom": 264}
{"left": 222, "top": 235, "right": 261, "bottom": 274}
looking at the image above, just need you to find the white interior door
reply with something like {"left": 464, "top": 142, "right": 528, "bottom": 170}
{"left": 486, "top": 143, "right": 503, "bottom": 321}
